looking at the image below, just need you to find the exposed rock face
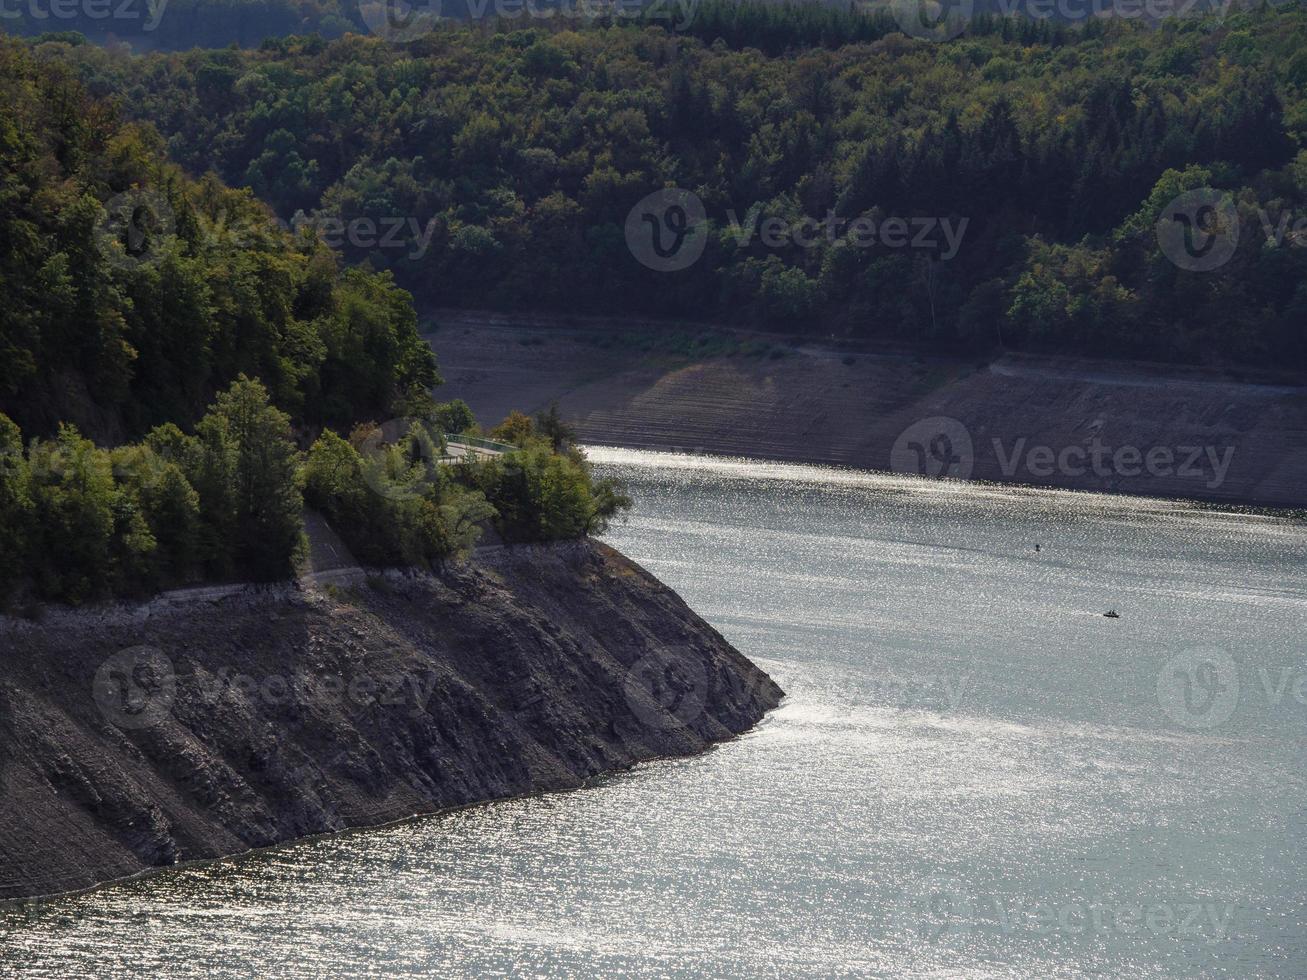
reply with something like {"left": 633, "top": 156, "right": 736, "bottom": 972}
{"left": 0, "top": 541, "right": 781, "bottom": 901}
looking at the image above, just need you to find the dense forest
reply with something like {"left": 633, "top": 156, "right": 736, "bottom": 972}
{"left": 5, "top": 5, "right": 1307, "bottom": 600}
{"left": 0, "top": 41, "right": 627, "bottom": 606}
{"left": 25, "top": 3, "right": 1307, "bottom": 367}
{"left": 0, "top": 37, "right": 435, "bottom": 441}
{"left": 0, "top": 0, "right": 1253, "bottom": 51}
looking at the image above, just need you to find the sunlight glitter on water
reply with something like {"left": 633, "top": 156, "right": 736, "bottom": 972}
{"left": 3, "top": 450, "right": 1305, "bottom": 978}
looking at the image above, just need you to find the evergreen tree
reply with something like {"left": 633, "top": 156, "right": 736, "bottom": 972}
{"left": 199, "top": 377, "right": 305, "bottom": 581}
{"left": 0, "top": 415, "right": 33, "bottom": 603}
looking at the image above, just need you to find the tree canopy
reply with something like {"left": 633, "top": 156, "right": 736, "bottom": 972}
{"left": 0, "top": 38, "right": 438, "bottom": 441}
{"left": 0, "top": 41, "right": 632, "bottom": 607}
{"left": 29, "top": 4, "right": 1307, "bottom": 366}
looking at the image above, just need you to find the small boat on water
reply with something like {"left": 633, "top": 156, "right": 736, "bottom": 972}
{"left": 1103, "top": 609, "right": 1120, "bottom": 619}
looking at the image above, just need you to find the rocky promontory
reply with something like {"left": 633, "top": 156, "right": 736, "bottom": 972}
{"left": 0, "top": 541, "right": 781, "bottom": 901}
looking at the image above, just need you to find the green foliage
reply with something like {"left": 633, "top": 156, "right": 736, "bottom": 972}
{"left": 535, "top": 403, "right": 576, "bottom": 452}
{"left": 587, "top": 473, "right": 636, "bottom": 537}
{"left": 8, "top": 420, "right": 206, "bottom": 603}
{"left": 490, "top": 411, "right": 537, "bottom": 447}
{"left": 0, "top": 379, "right": 307, "bottom": 604}
{"left": 109, "top": 443, "right": 203, "bottom": 587}
{"left": 39, "top": 7, "right": 1307, "bottom": 366}
{"left": 0, "top": 42, "right": 640, "bottom": 606}
{"left": 196, "top": 377, "right": 305, "bottom": 581}
{"left": 0, "top": 39, "right": 439, "bottom": 440}
{"left": 303, "top": 423, "right": 493, "bottom": 564}
{"left": 432, "top": 399, "right": 477, "bottom": 435}
{"left": 305, "top": 402, "right": 629, "bottom": 556}
{"left": 470, "top": 443, "right": 632, "bottom": 544}
{"left": 0, "top": 44, "right": 638, "bottom": 605}
{"left": 24, "top": 426, "right": 120, "bottom": 604}
{"left": 0, "top": 415, "right": 34, "bottom": 603}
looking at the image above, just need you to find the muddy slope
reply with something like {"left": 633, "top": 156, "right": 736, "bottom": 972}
{"left": 428, "top": 312, "right": 1307, "bottom": 508}
{"left": 0, "top": 541, "right": 781, "bottom": 901}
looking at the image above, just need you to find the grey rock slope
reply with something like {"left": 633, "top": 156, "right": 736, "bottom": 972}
{"left": 430, "top": 313, "right": 1307, "bottom": 508}
{"left": 0, "top": 541, "right": 781, "bottom": 901}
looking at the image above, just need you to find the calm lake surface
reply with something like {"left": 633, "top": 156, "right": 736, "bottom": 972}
{"left": 3, "top": 449, "right": 1305, "bottom": 977}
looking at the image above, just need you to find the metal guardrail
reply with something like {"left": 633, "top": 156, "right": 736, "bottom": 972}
{"left": 445, "top": 434, "right": 516, "bottom": 454}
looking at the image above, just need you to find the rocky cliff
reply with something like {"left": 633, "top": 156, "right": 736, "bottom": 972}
{"left": 0, "top": 541, "right": 781, "bottom": 901}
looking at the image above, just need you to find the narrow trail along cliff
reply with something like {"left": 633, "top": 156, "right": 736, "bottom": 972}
{"left": 0, "top": 541, "right": 781, "bottom": 901}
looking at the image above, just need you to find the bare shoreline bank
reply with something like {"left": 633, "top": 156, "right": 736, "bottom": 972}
{"left": 427, "top": 311, "right": 1307, "bottom": 510}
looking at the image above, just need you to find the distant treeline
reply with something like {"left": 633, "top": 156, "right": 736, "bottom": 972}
{"left": 0, "top": 0, "right": 348, "bottom": 50}
{"left": 29, "top": 4, "right": 1307, "bottom": 367}
{"left": 0, "top": 0, "right": 1248, "bottom": 52}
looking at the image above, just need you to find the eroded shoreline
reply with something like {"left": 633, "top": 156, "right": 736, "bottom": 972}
{"left": 428, "top": 311, "right": 1307, "bottom": 509}
{"left": 0, "top": 541, "right": 782, "bottom": 901}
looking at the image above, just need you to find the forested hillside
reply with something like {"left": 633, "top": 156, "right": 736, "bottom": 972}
{"left": 0, "top": 39, "right": 435, "bottom": 440}
{"left": 32, "top": 4, "right": 1307, "bottom": 367}
{"left": 0, "top": 40, "right": 627, "bottom": 605}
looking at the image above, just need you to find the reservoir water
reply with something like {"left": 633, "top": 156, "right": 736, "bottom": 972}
{"left": 3, "top": 449, "right": 1305, "bottom": 977}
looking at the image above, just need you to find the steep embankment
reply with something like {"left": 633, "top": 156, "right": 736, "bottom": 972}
{"left": 429, "top": 312, "right": 1307, "bottom": 508}
{"left": 0, "top": 541, "right": 781, "bottom": 901}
